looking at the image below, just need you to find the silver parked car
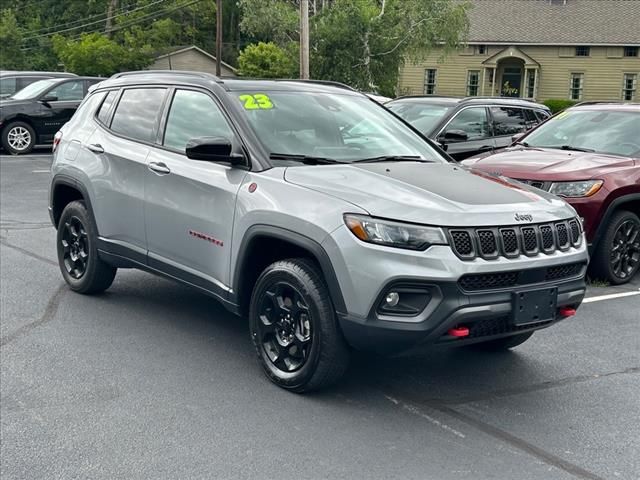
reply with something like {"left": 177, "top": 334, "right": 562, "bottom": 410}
{"left": 49, "top": 71, "right": 589, "bottom": 392}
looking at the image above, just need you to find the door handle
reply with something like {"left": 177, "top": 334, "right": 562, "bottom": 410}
{"left": 86, "top": 143, "right": 104, "bottom": 154}
{"left": 148, "top": 161, "right": 171, "bottom": 175}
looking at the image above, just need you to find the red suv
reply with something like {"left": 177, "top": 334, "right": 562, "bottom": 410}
{"left": 464, "top": 102, "right": 640, "bottom": 284}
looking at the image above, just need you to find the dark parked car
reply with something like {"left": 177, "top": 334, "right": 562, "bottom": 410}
{"left": 387, "top": 96, "right": 551, "bottom": 160}
{"left": 0, "top": 76, "right": 102, "bottom": 154}
{"left": 464, "top": 102, "right": 640, "bottom": 284}
{"left": 0, "top": 70, "right": 77, "bottom": 99}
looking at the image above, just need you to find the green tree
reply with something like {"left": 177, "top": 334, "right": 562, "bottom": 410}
{"left": 0, "top": 9, "right": 24, "bottom": 69}
{"left": 238, "top": 41, "right": 296, "bottom": 78}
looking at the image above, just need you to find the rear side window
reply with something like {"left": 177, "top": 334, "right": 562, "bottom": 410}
{"left": 490, "top": 107, "right": 528, "bottom": 136}
{"left": 523, "top": 109, "right": 539, "bottom": 129}
{"left": 163, "top": 89, "right": 233, "bottom": 152}
{"left": 96, "top": 90, "right": 118, "bottom": 125}
{"left": 110, "top": 88, "right": 166, "bottom": 143}
{"left": 535, "top": 109, "right": 551, "bottom": 121}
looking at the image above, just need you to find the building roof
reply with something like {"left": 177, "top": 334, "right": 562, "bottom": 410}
{"left": 154, "top": 45, "right": 237, "bottom": 73}
{"left": 466, "top": 0, "right": 640, "bottom": 46}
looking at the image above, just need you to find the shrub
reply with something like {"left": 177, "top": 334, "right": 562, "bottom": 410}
{"left": 543, "top": 99, "right": 578, "bottom": 114}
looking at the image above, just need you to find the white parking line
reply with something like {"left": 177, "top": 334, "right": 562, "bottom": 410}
{"left": 583, "top": 290, "right": 640, "bottom": 303}
{"left": 32, "top": 170, "right": 50, "bottom": 173}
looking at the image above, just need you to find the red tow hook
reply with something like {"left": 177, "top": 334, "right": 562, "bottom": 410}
{"left": 559, "top": 306, "right": 577, "bottom": 318}
{"left": 448, "top": 326, "right": 470, "bottom": 338}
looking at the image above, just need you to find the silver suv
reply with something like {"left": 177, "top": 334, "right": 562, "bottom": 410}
{"left": 49, "top": 72, "right": 589, "bottom": 392}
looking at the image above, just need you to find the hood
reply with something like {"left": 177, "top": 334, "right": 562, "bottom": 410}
{"left": 464, "top": 147, "right": 637, "bottom": 179}
{"left": 284, "top": 162, "right": 575, "bottom": 227}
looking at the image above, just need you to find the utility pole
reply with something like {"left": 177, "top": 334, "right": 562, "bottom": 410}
{"left": 300, "top": 0, "right": 309, "bottom": 79}
{"left": 105, "top": 0, "right": 118, "bottom": 38}
{"left": 216, "top": 0, "right": 222, "bottom": 76}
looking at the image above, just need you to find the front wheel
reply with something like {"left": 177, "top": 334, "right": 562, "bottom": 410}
{"left": 249, "top": 258, "right": 350, "bottom": 392}
{"left": 2, "top": 121, "right": 36, "bottom": 155}
{"left": 590, "top": 210, "right": 640, "bottom": 285}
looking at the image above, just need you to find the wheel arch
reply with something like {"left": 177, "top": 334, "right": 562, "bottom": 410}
{"left": 232, "top": 226, "right": 347, "bottom": 318}
{"left": 50, "top": 175, "right": 97, "bottom": 231}
{"left": 590, "top": 193, "right": 640, "bottom": 252}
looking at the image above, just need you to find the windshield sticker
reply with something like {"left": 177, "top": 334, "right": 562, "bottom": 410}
{"left": 239, "top": 93, "right": 274, "bottom": 110}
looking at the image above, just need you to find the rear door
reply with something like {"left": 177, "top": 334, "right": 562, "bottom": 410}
{"left": 437, "top": 106, "right": 495, "bottom": 160}
{"left": 489, "top": 106, "right": 530, "bottom": 149}
{"left": 35, "top": 79, "right": 86, "bottom": 143}
{"left": 144, "top": 88, "right": 248, "bottom": 292}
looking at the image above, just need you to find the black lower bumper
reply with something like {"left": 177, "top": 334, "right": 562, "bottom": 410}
{"left": 338, "top": 276, "right": 586, "bottom": 355}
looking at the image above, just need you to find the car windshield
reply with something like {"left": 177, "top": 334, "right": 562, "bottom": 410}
{"left": 10, "top": 78, "right": 58, "bottom": 100}
{"left": 523, "top": 109, "right": 640, "bottom": 157}
{"left": 387, "top": 102, "right": 454, "bottom": 134}
{"left": 234, "top": 91, "right": 445, "bottom": 163}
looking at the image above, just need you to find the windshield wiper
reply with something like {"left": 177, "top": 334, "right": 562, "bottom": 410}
{"left": 537, "top": 145, "right": 595, "bottom": 153}
{"left": 352, "top": 155, "right": 434, "bottom": 164}
{"left": 269, "top": 153, "right": 346, "bottom": 165}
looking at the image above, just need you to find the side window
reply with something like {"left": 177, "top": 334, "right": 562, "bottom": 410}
{"left": 490, "top": 107, "right": 528, "bottom": 136}
{"left": 443, "top": 107, "right": 490, "bottom": 140}
{"left": 0, "top": 77, "right": 16, "bottom": 96}
{"left": 47, "top": 80, "right": 85, "bottom": 101}
{"left": 535, "top": 109, "right": 551, "bottom": 122}
{"left": 523, "top": 109, "right": 539, "bottom": 129}
{"left": 163, "top": 89, "right": 234, "bottom": 152}
{"left": 96, "top": 90, "right": 118, "bottom": 126}
{"left": 110, "top": 88, "right": 167, "bottom": 143}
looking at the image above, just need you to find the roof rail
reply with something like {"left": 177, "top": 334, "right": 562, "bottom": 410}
{"left": 111, "top": 70, "right": 221, "bottom": 81}
{"left": 573, "top": 100, "right": 632, "bottom": 106}
{"left": 275, "top": 78, "right": 357, "bottom": 92}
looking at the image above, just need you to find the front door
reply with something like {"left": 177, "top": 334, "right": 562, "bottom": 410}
{"left": 501, "top": 67, "right": 523, "bottom": 97}
{"left": 144, "top": 88, "right": 248, "bottom": 293}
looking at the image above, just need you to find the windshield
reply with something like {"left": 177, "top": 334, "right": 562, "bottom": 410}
{"left": 234, "top": 91, "right": 445, "bottom": 163}
{"left": 10, "top": 78, "right": 58, "bottom": 100}
{"left": 523, "top": 109, "right": 640, "bottom": 157}
{"left": 387, "top": 102, "right": 454, "bottom": 134}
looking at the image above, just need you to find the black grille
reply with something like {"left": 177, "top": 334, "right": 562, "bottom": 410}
{"left": 501, "top": 229, "right": 518, "bottom": 255}
{"left": 556, "top": 222, "right": 569, "bottom": 248}
{"left": 459, "top": 272, "right": 519, "bottom": 291}
{"left": 450, "top": 230, "right": 473, "bottom": 256}
{"left": 546, "top": 262, "right": 585, "bottom": 281}
{"left": 540, "top": 225, "right": 554, "bottom": 251}
{"left": 569, "top": 220, "right": 581, "bottom": 245}
{"left": 522, "top": 227, "right": 538, "bottom": 253}
{"left": 477, "top": 230, "right": 498, "bottom": 256}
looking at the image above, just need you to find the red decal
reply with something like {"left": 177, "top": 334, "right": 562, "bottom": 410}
{"left": 248, "top": 182, "right": 258, "bottom": 193}
{"left": 188, "top": 229, "right": 224, "bottom": 247}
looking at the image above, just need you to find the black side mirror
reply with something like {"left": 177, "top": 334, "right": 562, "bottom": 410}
{"left": 40, "top": 95, "right": 58, "bottom": 104}
{"left": 185, "top": 136, "right": 245, "bottom": 166}
{"left": 442, "top": 130, "right": 468, "bottom": 142}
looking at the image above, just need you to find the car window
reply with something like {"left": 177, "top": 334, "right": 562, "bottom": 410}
{"left": 163, "top": 90, "right": 234, "bottom": 152}
{"left": 490, "top": 107, "right": 528, "bottom": 136}
{"left": 535, "top": 109, "right": 551, "bottom": 122}
{"left": 523, "top": 109, "right": 539, "bottom": 128}
{"left": 443, "top": 107, "right": 490, "bottom": 140}
{"left": 96, "top": 90, "right": 118, "bottom": 126}
{"left": 110, "top": 88, "right": 166, "bottom": 143}
{"left": 0, "top": 77, "right": 17, "bottom": 96}
{"left": 17, "top": 77, "right": 47, "bottom": 90}
{"left": 387, "top": 102, "right": 453, "bottom": 134}
{"left": 9, "top": 78, "right": 58, "bottom": 100}
{"left": 47, "top": 80, "right": 85, "bottom": 101}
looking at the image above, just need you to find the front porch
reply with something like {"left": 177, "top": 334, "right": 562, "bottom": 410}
{"left": 480, "top": 46, "right": 540, "bottom": 100}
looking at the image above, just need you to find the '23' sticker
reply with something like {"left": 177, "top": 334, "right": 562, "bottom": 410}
{"left": 238, "top": 93, "right": 274, "bottom": 110}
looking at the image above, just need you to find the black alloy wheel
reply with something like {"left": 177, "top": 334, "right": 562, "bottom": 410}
{"left": 61, "top": 216, "right": 89, "bottom": 279}
{"left": 609, "top": 217, "right": 640, "bottom": 281}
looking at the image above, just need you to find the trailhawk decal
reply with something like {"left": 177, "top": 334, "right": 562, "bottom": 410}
{"left": 189, "top": 229, "right": 224, "bottom": 247}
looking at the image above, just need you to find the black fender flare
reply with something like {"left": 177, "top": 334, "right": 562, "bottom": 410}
{"left": 49, "top": 174, "right": 97, "bottom": 231}
{"left": 590, "top": 193, "right": 640, "bottom": 251}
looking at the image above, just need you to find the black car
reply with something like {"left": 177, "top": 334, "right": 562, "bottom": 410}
{"left": 0, "top": 70, "right": 77, "bottom": 99}
{"left": 387, "top": 96, "right": 551, "bottom": 160}
{"left": 0, "top": 76, "right": 103, "bottom": 154}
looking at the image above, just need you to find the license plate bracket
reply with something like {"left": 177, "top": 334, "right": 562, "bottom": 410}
{"left": 512, "top": 287, "right": 558, "bottom": 326}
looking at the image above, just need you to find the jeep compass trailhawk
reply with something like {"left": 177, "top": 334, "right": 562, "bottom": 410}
{"left": 49, "top": 71, "right": 589, "bottom": 392}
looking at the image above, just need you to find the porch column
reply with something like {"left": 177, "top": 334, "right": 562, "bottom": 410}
{"left": 492, "top": 67, "right": 496, "bottom": 96}
{"left": 481, "top": 68, "right": 487, "bottom": 96}
{"left": 533, "top": 68, "right": 539, "bottom": 100}
{"left": 524, "top": 67, "right": 530, "bottom": 98}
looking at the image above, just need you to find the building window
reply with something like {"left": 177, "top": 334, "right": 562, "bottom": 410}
{"left": 424, "top": 69, "right": 437, "bottom": 95}
{"left": 575, "top": 46, "right": 590, "bottom": 57}
{"left": 467, "top": 70, "right": 480, "bottom": 96}
{"left": 622, "top": 73, "right": 637, "bottom": 101}
{"left": 570, "top": 73, "right": 584, "bottom": 100}
{"left": 526, "top": 70, "right": 536, "bottom": 98}
{"left": 476, "top": 45, "right": 487, "bottom": 55}
{"left": 623, "top": 46, "right": 639, "bottom": 57}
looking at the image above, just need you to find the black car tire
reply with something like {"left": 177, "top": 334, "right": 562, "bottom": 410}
{"left": 56, "top": 200, "right": 117, "bottom": 294}
{"left": 590, "top": 210, "right": 640, "bottom": 285}
{"left": 1, "top": 121, "right": 36, "bottom": 155}
{"left": 469, "top": 331, "right": 534, "bottom": 351}
{"left": 249, "top": 258, "right": 350, "bottom": 393}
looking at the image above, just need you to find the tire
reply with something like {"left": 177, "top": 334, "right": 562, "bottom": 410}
{"left": 469, "top": 331, "right": 534, "bottom": 351}
{"left": 56, "top": 200, "right": 117, "bottom": 294}
{"left": 590, "top": 210, "right": 640, "bottom": 285}
{"left": 1, "top": 121, "right": 36, "bottom": 155}
{"left": 249, "top": 258, "right": 350, "bottom": 393}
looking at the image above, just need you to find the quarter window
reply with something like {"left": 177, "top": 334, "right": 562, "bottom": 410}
{"left": 163, "top": 89, "right": 234, "bottom": 152}
{"left": 96, "top": 90, "right": 118, "bottom": 125}
{"left": 490, "top": 107, "right": 528, "bottom": 136}
{"left": 443, "top": 107, "right": 490, "bottom": 140}
{"left": 622, "top": 73, "right": 637, "bottom": 101}
{"left": 575, "top": 46, "right": 590, "bottom": 57}
{"left": 466, "top": 71, "right": 480, "bottom": 96}
{"left": 570, "top": 73, "right": 584, "bottom": 100}
{"left": 423, "top": 69, "right": 437, "bottom": 95}
{"left": 47, "top": 80, "right": 85, "bottom": 101}
{"left": 110, "top": 88, "right": 166, "bottom": 143}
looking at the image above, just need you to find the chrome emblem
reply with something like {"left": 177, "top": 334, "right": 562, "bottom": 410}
{"left": 514, "top": 213, "right": 533, "bottom": 222}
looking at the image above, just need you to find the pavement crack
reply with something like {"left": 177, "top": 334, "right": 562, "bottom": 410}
{"left": 0, "top": 237, "right": 58, "bottom": 267}
{"left": 0, "top": 283, "right": 66, "bottom": 348}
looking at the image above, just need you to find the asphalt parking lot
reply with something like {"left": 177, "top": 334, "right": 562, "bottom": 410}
{"left": 1, "top": 153, "right": 639, "bottom": 480}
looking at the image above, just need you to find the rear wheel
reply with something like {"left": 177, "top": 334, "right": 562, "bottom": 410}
{"left": 469, "top": 331, "right": 534, "bottom": 351}
{"left": 2, "top": 121, "right": 36, "bottom": 155}
{"left": 249, "top": 258, "right": 349, "bottom": 392}
{"left": 590, "top": 210, "right": 640, "bottom": 285}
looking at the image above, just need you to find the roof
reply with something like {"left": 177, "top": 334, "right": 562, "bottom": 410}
{"left": 466, "top": 0, "right": 640, "bottom": 46}
{"left": 154, "top": 45, "right": 238, "bottom": 73}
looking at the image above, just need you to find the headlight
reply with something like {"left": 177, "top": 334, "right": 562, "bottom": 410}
{"left": 344, "top": 214, "right": 447, "bottom": 251}
{"left": 549, "top": 180, "right": 603, "bottom": 198}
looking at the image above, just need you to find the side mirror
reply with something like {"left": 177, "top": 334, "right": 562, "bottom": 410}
{"left": 40, "top": 95, "right": 58, "bottom": 104}
{"left": 185, "top": 136, "right": 245, "bottom": 166}
{"left": 511, "top": 132, "right": 525, "bottom": 144}
{"left": 436, "top": 141, "right": 448, "bottom": 152}
{"left": 442, "top": 129, "right": 468, "bottom": 142}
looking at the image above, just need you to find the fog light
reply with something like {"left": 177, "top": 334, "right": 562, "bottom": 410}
{"left": 385, "top": 292, "right": 400, "bottom": 307}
